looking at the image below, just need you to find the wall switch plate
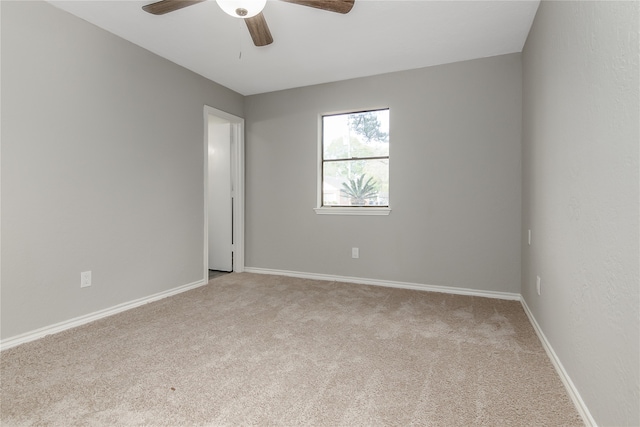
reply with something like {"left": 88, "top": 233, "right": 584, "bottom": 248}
{"left": 352, "top": 247, "right": 359, "bottom": 259}
{"left": 81, "top": 271, "right": 92, "bottom": 288}
{"left": 536, "top": 276, "right": 541, "bottom": 295}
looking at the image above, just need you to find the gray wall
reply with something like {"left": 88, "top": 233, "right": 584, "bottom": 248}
{"left": 522, "top": 1, "right": 639, "bottom": 426}
{"left": 245, "top": 54, "right": 522, "bottom": 293}
{"left": 1, "top": 1, "right": 243, "bottom": 339}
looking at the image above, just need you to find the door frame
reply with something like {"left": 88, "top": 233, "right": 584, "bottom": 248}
{"left": 203, "top": 105, "right": 245, "bottom": 277}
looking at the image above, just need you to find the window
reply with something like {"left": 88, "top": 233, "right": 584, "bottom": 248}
{"left": 318, "top": 109, "right": 390, "bottom": 214}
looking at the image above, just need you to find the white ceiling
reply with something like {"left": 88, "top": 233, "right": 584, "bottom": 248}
{"left": 48, "top": 0, "right": 540, "bottom": 96}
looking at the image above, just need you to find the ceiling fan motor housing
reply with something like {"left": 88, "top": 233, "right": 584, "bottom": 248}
{"left": 216, "top": 0, "right": 266, "bottom": 18}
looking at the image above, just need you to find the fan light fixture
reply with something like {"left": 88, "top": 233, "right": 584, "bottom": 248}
{"left": 216, "top": 0, "right": 267, "bottom": 18}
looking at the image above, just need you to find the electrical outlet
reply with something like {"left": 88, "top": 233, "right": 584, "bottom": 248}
{"left": 81, "top": 271, "right": 92, "bottom": 288}
{"left": 536, "top": 276, "right": 541, "bottom": 295}
{"left": 352, "top": 247, "right": 359, "bottom": 259}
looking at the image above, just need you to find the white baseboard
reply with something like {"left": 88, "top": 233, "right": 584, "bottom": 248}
{"left": 0, "top": 278, "right": 208, "bottom": 352}
{"left": 243, "top": 267, "right": 521, "bottom": 301}
{"left": 0, "top": 267, "right": 594, "bottom": 427}
{"left": 520, "top": 298, "right": 596, "bottom": 427}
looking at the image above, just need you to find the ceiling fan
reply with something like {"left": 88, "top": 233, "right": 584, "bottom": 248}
{"left": 142, "top": 0, "right": 355, "bottom": 47}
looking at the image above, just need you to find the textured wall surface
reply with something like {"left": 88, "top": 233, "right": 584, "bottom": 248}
{"left": 245, "top": 54, "right": 522, "bottom": 293}
{"left": 1, "top": 1, "right": 243, "bottom": 340}
{"left": 522, "top": 1, "right": 639, "bottom": 425}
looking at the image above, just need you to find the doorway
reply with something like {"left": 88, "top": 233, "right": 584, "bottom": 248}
{"left": 204, "top": 106, "right": 245, "bottom": 279}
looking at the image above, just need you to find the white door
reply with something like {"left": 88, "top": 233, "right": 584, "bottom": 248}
{"left": 208, "top": 115, "right": 233, "bottom": 271}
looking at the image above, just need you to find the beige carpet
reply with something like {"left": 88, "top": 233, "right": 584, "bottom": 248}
{"left": 1, "top": 273, "right": 583, "bottom": 426}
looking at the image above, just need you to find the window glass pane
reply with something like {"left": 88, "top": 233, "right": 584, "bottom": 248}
{"left": 323, "top": 110, "right": 389, "bottom": 160}
{"left": 323, "top": 159, "right": 389, "bottom": 206}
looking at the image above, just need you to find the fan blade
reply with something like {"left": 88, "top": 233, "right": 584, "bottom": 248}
{"left": 280, "top": 0, "right": 354, "bottom": 14}
{"left": 245, "top": 13, "right": 273, "bottom": 47}
{"left": 142, "top": 0, "right": 206, "bottom": 15}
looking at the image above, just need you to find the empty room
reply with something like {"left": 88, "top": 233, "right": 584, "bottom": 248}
{"left": 1, "top": 0, "right": 638, "bottom": 426}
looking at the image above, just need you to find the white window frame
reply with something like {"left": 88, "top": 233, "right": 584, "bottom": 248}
{"left": 314, "top": 108, "right": 391, "bottom": 216}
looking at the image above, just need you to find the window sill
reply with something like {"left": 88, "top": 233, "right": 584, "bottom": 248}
{"left": 314, "top": 207, "right": 391, "bottom": 216}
